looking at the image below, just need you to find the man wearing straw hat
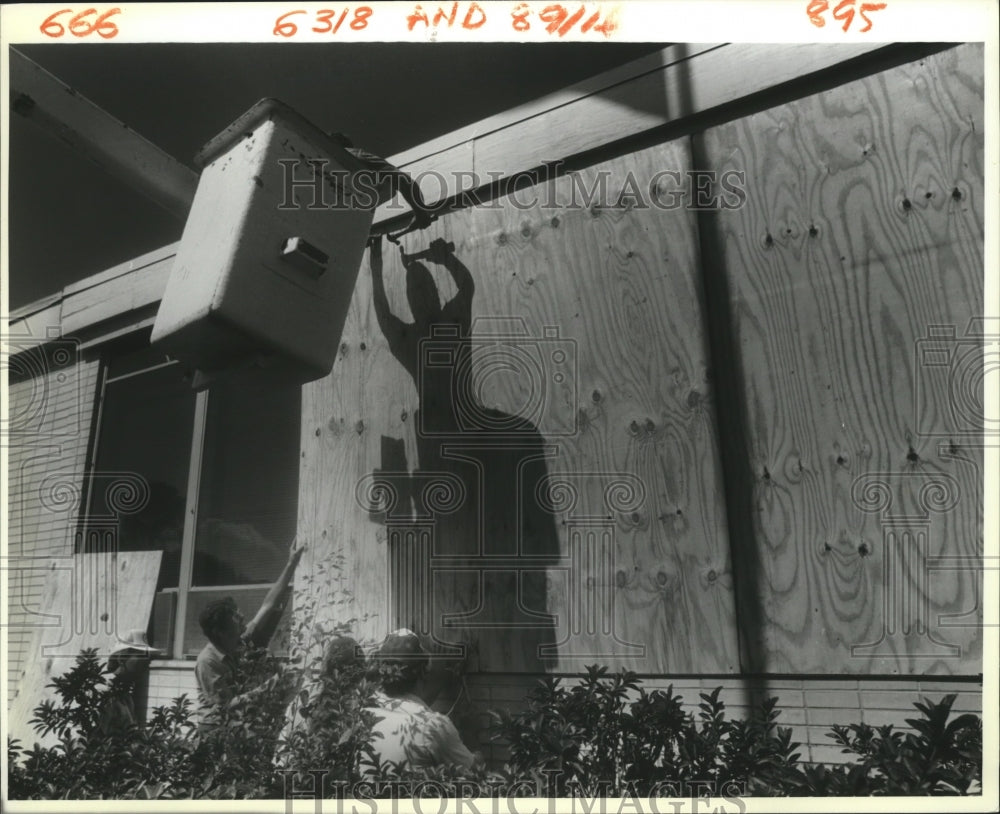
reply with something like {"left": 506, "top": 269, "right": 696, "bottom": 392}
{"left": 98, "top": 629, "right": 163, "bottom": 735}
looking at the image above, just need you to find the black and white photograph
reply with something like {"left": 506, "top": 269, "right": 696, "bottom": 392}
{"left": 1, "top": 2, "right": 996, "bottom": 810}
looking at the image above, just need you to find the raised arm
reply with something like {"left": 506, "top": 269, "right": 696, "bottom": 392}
{"left": 244, "top": 540, "right": 305, "bottom": 648}
{"left": 370, "top": 236, "right": 406, "bottom": 339}
{"left": 427, "top": 238, "right": 473, "bottom": 302}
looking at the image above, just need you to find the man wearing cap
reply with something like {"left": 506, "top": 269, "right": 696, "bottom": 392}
{"left": 366, "top": 628, "right": 479, "bottom": 773}
{"left": 99, "top": 629, "right": 162, "bottom": 735}
{"left": 195, "top": 541, "right": 304, "bottom": 711}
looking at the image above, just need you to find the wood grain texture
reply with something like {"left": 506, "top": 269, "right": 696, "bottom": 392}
{"left": 299, "top": 138, "right": 739, "bottom": 675}
{"left": 698, "top": 44, "right": 985, "bottom": 675}
{"left": 7, "top": 551, "right": 163, "bottom": 748}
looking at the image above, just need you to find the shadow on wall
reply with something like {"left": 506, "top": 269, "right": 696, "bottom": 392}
{"left": 368, "top": 237, "right": 560, "bottom": 675}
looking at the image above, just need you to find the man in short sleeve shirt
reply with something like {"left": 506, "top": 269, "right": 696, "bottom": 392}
{"left": 366, "top": 629, "right": 479, "bottom": 772}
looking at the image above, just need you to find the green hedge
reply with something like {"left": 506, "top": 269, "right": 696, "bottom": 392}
{"left": 6, "top": 653, "right": 982, "bottom": 800}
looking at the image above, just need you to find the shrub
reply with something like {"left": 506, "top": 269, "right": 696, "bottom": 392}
{"left": 489, "top": 666, "right": 801, "bottom": 797}
{"left": 784, "top": 694, "right": 982, "bottom": 795}
{"left": 6, "top": 649, "right": 200, "bottom": 799}
{"left": 270, "top": 657, "right": 382, "bottom": 797}
{"left": 7, "top": 655, "right": 983, "bottom": 800}
{"left": 489, "top": 669, "right": 982, "bottom": 798}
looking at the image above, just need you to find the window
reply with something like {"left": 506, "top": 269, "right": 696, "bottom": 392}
{"left": 79, "top": 338, "right": 301, "bottom": 659}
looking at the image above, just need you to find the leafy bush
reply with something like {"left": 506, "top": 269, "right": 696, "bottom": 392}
{"left": 784, "top": 695, "right": 982, "bottom": 795}
{"left": 490, "top": 666, "right": 801, "bottom": 797}
{"left": 7, "top": 655, "right": 983, "bottom": 800}
{"left": 271, "top": 652, "right": 382, "bottom": 796}
{"left": 489, "top": 667, "right": 982, "bottom": 798}
{"left": 6, "top": 650, "right": 200, "bottom": 799}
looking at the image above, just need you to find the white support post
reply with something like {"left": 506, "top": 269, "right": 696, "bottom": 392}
{"left": 173, "top": 389, "right": 209, "bottom": 661}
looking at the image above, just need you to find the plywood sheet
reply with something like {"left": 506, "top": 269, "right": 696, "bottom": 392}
{"left": 7, "top": 551, "right": 163, "bottom": 748}
{"left": 299, "top": 137, "right": 739, "bottom": 675}
{"left": 698, "top": 43, "right": 984, "bottom": 674}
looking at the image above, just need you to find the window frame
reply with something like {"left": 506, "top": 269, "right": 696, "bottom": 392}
{"left": 80, "top": 343, "right": 298, "bottom": 661}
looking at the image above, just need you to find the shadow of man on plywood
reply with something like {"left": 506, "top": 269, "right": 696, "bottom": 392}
{"left": 370, "top": 236, "right": 560, "bottom": 676}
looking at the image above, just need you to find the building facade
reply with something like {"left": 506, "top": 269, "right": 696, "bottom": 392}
{"left": 5, "top": 41, "right": 986, "bottom": 765}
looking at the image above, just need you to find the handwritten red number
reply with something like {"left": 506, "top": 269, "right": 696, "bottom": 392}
{"left": 591, "top": 9, "right": 616, "bottom": 34}
{"left": 525, "top": 4, "right": 616, "bottom": 36}
{"left": 331, "top": 8, "right": 349, "bottom": 32}
{"left": 807, "top": 0, "right": 828, "bottom": 26}
{"left": 832, "top": 0, "right": 856, "bottom": 31}
{"left": 275, "top": 7, "right": 367, "bottom": 36}
{"left": 40, "top": 7, "right": 118, "bottom": 37}
{"left": 274, "top": 9, "right": 305, "bottom": 36}
{"left": 560, "top": 6, "right": 586, "bottom": 35}
{"left": 857, "top": 1, "right": 886, "bottom": 31}
{"left": 511, "top": 3, "right": 531, "bottom": 31}
{"left": 92, "top": 8, "right": 120, "bottom": 38}
{"left": 579, "top": 10, "right": 601, "bottom": 32}
{"left": 40, "top": 9, "right": 72, "bottom": 36}
{"left": 810, "top": 0, "right": 882, "bottom": 31}
{"left": 350, "top": 7, "right": 373, "bottom": 29}
{"left": 538, "top": 4, "right": 567, "bottom": 33}
{"left": 68, "top": 8, "right": 98, "bottom": 36}
{"left": 313, "top": 9, "right": 335, "bottom": 32}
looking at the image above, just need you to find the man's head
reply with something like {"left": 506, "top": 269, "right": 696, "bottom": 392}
{"left": 107, "top": 629, "right": 162, "bottom": 683}
{"left": 373, "top": 628, "right": 429, "bottom": 696}
{"left": 199, "top": 597, "right": 245, "bottom": 653}
{"left": 107, "top": 649, "right": 150, "bottom": 682}
{"left": 322, "top": 633, "right": 364, "bottom": 679}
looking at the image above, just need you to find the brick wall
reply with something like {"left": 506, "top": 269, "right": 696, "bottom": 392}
{"left": 5, "top": 346, "right": 100, "bottom": 707}
{"left": 146, "top": 661, "right": 201, "bottom": 711}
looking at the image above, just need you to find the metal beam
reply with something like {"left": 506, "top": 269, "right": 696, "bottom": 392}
{"left": 10, "top": 47, "right": 198, "bottom": 220}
